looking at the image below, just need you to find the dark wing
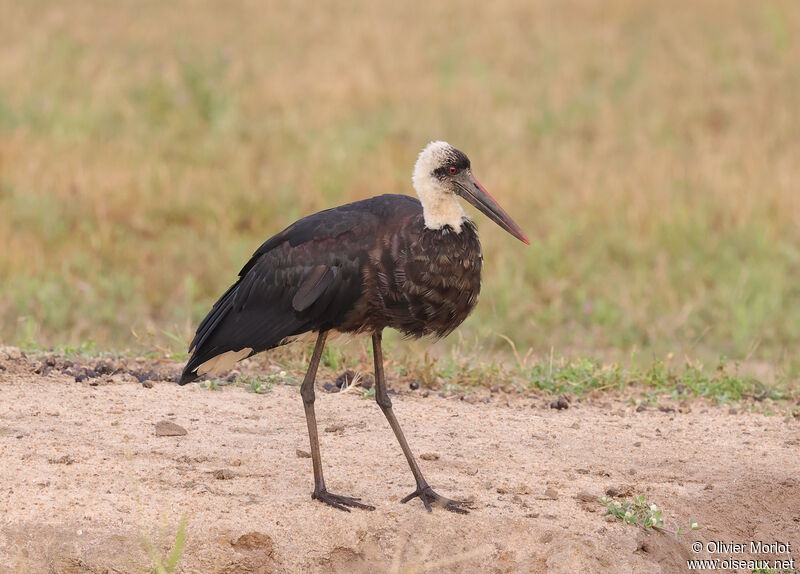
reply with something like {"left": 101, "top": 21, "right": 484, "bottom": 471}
{"left": 178, "top": 194, "right": 421, "bottom": 384}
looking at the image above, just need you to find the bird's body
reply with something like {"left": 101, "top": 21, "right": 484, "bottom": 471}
{"left": 179, "top": 194, "right": 482, "bottom": 383}
{"left": 179, "top": 141, "right": 527, "bottom": 513}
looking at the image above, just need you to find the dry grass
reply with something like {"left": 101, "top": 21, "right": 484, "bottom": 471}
{"left": 0, "top": 0, "right": 798, "bottom": 378}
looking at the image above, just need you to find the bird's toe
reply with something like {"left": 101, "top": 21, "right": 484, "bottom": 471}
{"left": 401, "top": 484, "right": 473, "bottom": 514}
{"left": 312, "top": 489, "right": 376, "bottom": 512}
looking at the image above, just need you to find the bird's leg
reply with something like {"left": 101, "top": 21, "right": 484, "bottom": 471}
{"left": 301, "top": 331, "right": 374, "bottom": 512}
{"left": 371, "top": 331, "right": 472, "bottom": 514}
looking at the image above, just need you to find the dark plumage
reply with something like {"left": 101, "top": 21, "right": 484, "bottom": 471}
{"left": 178, "top": 141, "right": 528, "bottom": 513}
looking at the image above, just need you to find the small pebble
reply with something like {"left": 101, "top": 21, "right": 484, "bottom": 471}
{"left": 605, "top": 484, "right": 633, "bottom": 498}
{"left": 155, "top": 420, "right": 187, "bottom": 437}
{"left": 497, "top": 484, "right": 531, "bottom": 495}
{"left": 335, "top": 370, "right": 355, "bottom": 389}
{"left": 232, "top": 531, "right": 274, "bottom": 552}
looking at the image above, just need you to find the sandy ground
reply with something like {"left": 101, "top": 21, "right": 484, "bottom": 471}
{"left": 0, "top": 350, "right": 798, "bottom": 574}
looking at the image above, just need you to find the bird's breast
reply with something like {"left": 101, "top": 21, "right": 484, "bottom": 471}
{"left": 339, "top": 218, "right": 482, "bottom": 338}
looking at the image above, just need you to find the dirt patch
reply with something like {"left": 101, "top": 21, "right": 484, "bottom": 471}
{"left": 0, "top": 353, "right": 798, "bottom": 573}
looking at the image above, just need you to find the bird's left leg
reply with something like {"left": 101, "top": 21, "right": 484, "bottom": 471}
{"left": 371, "top": 331, "right": 472, "bottom": 514}
{"left": 301, "top": 330, "right": 374, "bottom": 512}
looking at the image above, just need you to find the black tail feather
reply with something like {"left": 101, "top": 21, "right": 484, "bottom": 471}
{"left": 178, "top": 302, "right": 309, "bottom": 384}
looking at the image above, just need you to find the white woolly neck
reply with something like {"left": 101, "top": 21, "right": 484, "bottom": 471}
{"left": 412, "top": 141, "right": 466, "bottom": 232}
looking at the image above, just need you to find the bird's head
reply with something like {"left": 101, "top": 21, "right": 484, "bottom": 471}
{"left": 412, "top": 141, "right": 529, "bottom": 244}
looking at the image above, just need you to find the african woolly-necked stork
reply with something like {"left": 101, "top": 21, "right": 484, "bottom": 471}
{"left": 179, "top": 141, "right": 529, "bottom": 513}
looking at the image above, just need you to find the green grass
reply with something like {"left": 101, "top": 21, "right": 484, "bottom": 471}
{"left": 0, "top": 0, "right": 798, "bottom": 391}
{"left": 238, "top": 374, "right": 274, "bottom": 394}
{"left": 602, "top": 495, "right": 665, "bottom": 530}
{"left": 395, "top": 344, "right": 796, "bottom": 403}
{"left": 140, "top": 514, "right": 187, "bottom": 574}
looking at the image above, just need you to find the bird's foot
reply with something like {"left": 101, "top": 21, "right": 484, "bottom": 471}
{"left": 400, "top": 483, "right": 473, "bottom": 514}
{"left": 312, "top": 489, "right": 375, "bottom": 512}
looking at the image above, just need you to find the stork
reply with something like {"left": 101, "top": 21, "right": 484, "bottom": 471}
{"left": 178, "top": 141, "right": 529, "bottom": 513}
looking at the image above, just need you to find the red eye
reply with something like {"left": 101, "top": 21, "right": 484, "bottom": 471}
{"left": 448, "top": 166, "right": 457, "bottom": 175}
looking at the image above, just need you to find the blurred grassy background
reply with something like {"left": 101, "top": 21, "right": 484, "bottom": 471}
{"left": 0, "top": 0, "right": 798, "bottom": 378}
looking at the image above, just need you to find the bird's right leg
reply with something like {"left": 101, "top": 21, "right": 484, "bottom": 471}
{"left": 301, "top": 330, "right": 374, "bottom": 512}
{"left": 371, "top": 331, "right": 472, "bottom": 514}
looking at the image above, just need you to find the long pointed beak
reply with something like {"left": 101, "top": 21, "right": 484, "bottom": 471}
{"left": 457, "top": 173, "right": 530, "bottom": 245}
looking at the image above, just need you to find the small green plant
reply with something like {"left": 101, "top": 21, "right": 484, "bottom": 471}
{"left": 141, "top": 514, "right": 187, "bottom": 574}
{"left": 674, "top": 518, "right": 701, "bottom": 540}
{"left": 361, "top": 387, "right": 375, "bottom": 400}
{"left": 200, "top": 379, "right": 224, "bottom": 391}
{"left": 239, "top": 374, "right": 273, "bottom": 394}
{"left": 602, "top": 495, "right": 664, "bottom": 529}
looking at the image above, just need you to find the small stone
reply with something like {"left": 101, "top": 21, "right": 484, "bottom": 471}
{"left": 636, "top": 404, "right": 647, "bottom": 412}
{"left": 633, "top": 441, "right": 642, "bottom": 447}
{"left": 232, "top": 531, "right": 274, "bottom": 554}
{"left": 296, "top": 449, "right": 311, "bottom": 458}
{"left": 335, "top": 370, "right": 355, "bottom": 389}
{"left": 75, "top": 373, "right": 87, "bottom": 383}
{"left": 704, "top": 483, "right": 713, "bottom": 490}
{"left": 155, "top": 420, "right": 187, "bottom": 437}
{"left": 322, "top": 382, "right": 338, "bottom": 393}
{"left": 359, "top": 373, "right": 375, "bottom": 389}
{"left": 544, "top": 486, "right": 559, "bottom": 500}
{"left": 658, "top": 405, "right": 675, "bottom": 413}
{"left": 420, "top": 452, "right": 439, "bottom": 461}
{"left": 539, "top": 531, "right": 554, "bottom": 544}
{"left": 231, "top": 459, "right": 242, "bottom": 467}
{"left": 48, "top": 454, "right": 75, "bottom": 465}
{"left": 213, "top": 469, "right": 235, "bottom": 480}
{"left": 141, "top": 380, "right": 154, "bottom": 389}
{"left": 409, "top": 381, "right": 420, "bottom": 391}
{"left": 93, "top": 361, "right": 115, "bottom": 376}
{"left": 605, "top": 484, "right": 633, "bottom": 498}
{"left": 497, "top": 484, "right": 531, "bottom": 495}
{"left": 575, "top": 491, "right": 597, "bottom": 503}
{"left": 550, "top": 396, "right": 569, "bottom": 410}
